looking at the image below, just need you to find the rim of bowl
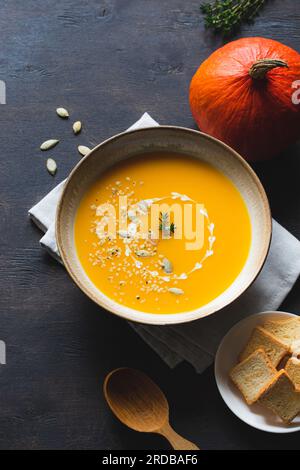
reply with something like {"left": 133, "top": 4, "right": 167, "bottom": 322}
{"left": 56, "top": 125, "right": 272, "bottom": 325}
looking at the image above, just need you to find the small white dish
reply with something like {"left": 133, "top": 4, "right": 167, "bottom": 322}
{"left": 215, "top": 311, "right": 300, "bottom": 433}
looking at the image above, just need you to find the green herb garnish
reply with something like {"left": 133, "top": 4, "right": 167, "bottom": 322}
{"left": 159, "top": 212, "right": 175, "bottom": 235}
{"left": 201, "top": 0, "right": 268, "bottom": 36}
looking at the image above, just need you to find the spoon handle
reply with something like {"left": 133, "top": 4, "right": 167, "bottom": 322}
{"left": 158, "top": 422, "right": 200, "bottom": 450}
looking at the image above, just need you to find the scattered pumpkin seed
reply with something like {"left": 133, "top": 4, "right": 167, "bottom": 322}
{"left": 168, "top": 287, "right": 184, "bottom": 295}
{"left": 73, "top": 121, "right": 82, "bottom": 134}
{"left": 40, "top": 139, "right": 59, "bottom": 151}
{"left": 162, "top": 257, "right": 173, "bottom": 274}
{"left": 46, "top": 158, "right": 57, "bottom": 175}
{"left": 56, "top": 107, "right": 69, "bottom": 118}
{"left": 78, "top": 145, "right": 91, "bottom": 156}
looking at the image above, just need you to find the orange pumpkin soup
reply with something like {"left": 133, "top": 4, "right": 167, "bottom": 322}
{"left": 74, "top": 153, "right": 251, "bottom": 314}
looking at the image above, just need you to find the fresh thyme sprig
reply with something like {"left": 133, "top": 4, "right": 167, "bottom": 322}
{"left": 159, "top": 212, "right": 175, "bottom": 235}
{"left": 201, "top": 0, "right": 268, "bottom": 36}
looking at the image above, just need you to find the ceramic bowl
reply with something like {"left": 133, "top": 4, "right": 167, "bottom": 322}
{"left": 56, "top": 126, "right": 271, "bottom": 325}
{"left": 215, "top": 311, "right": 300, "bottom": 433}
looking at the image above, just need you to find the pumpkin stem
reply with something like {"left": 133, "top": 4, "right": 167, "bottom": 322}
{"left": 249, "top": 59, "right": 288, "bottom": 79}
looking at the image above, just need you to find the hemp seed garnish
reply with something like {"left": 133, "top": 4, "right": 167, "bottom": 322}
{"left": 56, "top": 107, "right": 69, "bottom": 118}
{"left": 46, "top": 158, "right": 57, "bottom": 176}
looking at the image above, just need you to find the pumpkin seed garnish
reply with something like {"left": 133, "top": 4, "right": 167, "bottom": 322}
{"left": 162, "top": 257, "right": 173, "bottom": 274}
{"left": 56, "top": 107, "right": 69, "bottom": 118}
{"left": 168, "top": 287, "right": 184, "bottom": 295}
{"left": 73, "top": 121, "right": 82, "bottom": 135}
{"left": 78, "top": 145, "right": 91, "bottom": 156}
{"left": 40, "top": 139, "right": 59, "bottom": 151}
{"left": 46, "top": 158, "right": 57, "bottom": 175}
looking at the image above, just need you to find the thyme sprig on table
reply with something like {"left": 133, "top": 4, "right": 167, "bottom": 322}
{"left": 201, "top": 0, "right": 268, "bottom": 36}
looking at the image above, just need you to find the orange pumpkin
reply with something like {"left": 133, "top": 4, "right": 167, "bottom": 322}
{"left": 189, "top": 37, "right": 300, "bottom": 161}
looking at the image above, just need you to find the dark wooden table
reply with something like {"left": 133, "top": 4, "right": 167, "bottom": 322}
{"left": 0, "top": 0, "right": 299, "bottom": 450}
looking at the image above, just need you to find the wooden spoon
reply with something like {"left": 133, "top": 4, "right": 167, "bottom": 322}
{"left": 103, "top": 367, "right": 199, "bottom": 450}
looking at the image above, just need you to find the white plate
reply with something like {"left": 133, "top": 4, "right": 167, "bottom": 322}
{"left": 215, "top": 311, "right": 300, "bottom": 433}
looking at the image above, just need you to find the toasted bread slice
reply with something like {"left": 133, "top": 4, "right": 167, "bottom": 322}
{"left": 285, "top": 358, "right": 300, "bottom": 391}
{"left": 259, "top": 370, "right": 300, "bottom": 424}
{"left": 230, "top": 349, "right": 277, "bottom": 405}
{"left": 262, "top": 317, "right": 300, "bottom": 348}
{"left": 239, "top": 326, "right": 289, "bottom": 367}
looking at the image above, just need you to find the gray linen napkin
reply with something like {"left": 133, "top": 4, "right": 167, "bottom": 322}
{"left": 29, "top": 113, "right": 300, "bottom": 373}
